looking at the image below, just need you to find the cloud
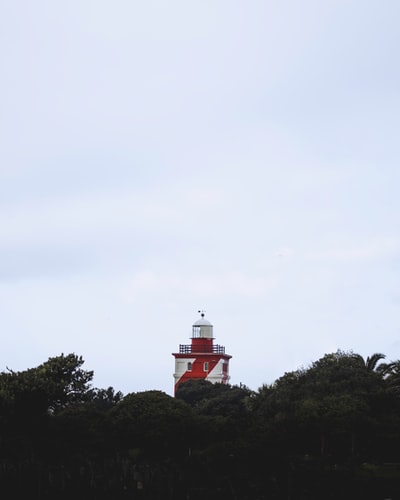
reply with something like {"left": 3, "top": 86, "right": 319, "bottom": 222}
{"left": 0, "top": 245, "right": 93, "bottom": 282}
{"left": 0, "top": 181, "right": 235, "bottom": 281}
{"left": 0, "top": 183, "right": 230, "bottom": 247}
{"left": 121, "top": 269, "right": 280, "bottom": 302}
{"left": 305, "top": 238, "right": 400, "bottom": 263}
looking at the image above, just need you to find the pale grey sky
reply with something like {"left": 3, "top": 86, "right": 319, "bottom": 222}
{"left": 1, "top": 1, "right": 399, "bottom": 395}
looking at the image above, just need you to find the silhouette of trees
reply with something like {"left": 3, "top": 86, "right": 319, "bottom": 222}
{"left": 1, "top": 350, "right": 400, "bottom": 499}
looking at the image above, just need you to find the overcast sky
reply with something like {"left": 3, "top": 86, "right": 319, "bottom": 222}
{"left": 1, "top": 1, "right": 399, "bottom": 396}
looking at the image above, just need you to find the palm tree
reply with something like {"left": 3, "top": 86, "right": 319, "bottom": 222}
{"left": 351, "top": 352, "right": 386, "bottom": 371}
{"left": 365, "top": 353, "right": 386, "bottom": 371}
{"left": 377, "top": 360, "right": 400, "bottom": 393}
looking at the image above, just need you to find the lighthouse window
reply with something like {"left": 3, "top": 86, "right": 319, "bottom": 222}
{"left": 187, "top": 362, "right": 192, "bottom": 371}
{"left": 203, "top": 362, "right": 209, "bottom": 372}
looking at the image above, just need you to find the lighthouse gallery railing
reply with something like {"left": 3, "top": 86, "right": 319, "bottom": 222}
{"left": 179, "top": 344, "right": 226, "bottom": 354}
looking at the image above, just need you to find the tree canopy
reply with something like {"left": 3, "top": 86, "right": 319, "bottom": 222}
{"left": 1, "top": 349, "right": 400, "bottom": 499}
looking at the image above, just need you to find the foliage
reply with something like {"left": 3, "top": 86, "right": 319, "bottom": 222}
{"left": 176, "top": 379, "right": 254, "bottom": 414}
{"left": 110, "top": 390, "right": 194, "bottom": 459}
{"left": 0, "top": 353, "right": 94, "bottom": 423}
{"left": 1, "top": 349, "right": 400, "bottom": 499}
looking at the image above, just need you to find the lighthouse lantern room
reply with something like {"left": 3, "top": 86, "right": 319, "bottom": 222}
{"left": 172, "top": 312, "right": 232, "bottom": 395}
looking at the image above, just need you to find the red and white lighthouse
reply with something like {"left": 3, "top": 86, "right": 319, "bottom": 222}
{"left": 172, "top": 312, "right": 232, "bottom": 395}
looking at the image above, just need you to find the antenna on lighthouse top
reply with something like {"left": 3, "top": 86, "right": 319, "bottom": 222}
{"left": 198, "top": 309, "right": 206, "bottom": 318}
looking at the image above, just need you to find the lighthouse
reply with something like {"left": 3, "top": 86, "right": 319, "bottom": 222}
{"left": 172, "top": 312, "right": 232, "bottom": 395}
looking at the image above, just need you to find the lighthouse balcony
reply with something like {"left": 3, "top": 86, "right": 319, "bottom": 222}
{"left": 179, "top": 344, "right": 226, "bottom": 354}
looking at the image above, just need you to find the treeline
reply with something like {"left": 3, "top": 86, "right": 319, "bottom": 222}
{"left": 1, "top": 351, "right": 400, "bottom": 499}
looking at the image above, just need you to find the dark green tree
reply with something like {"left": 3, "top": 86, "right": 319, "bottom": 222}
{"left": 0, "top": 353, "right": 94, "bottom": 425}
{"left": 253, "top": 351, "right": 386, "bottom": 460}
{"left": 110, "top": 390, "right": 194, "bottom": 460}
